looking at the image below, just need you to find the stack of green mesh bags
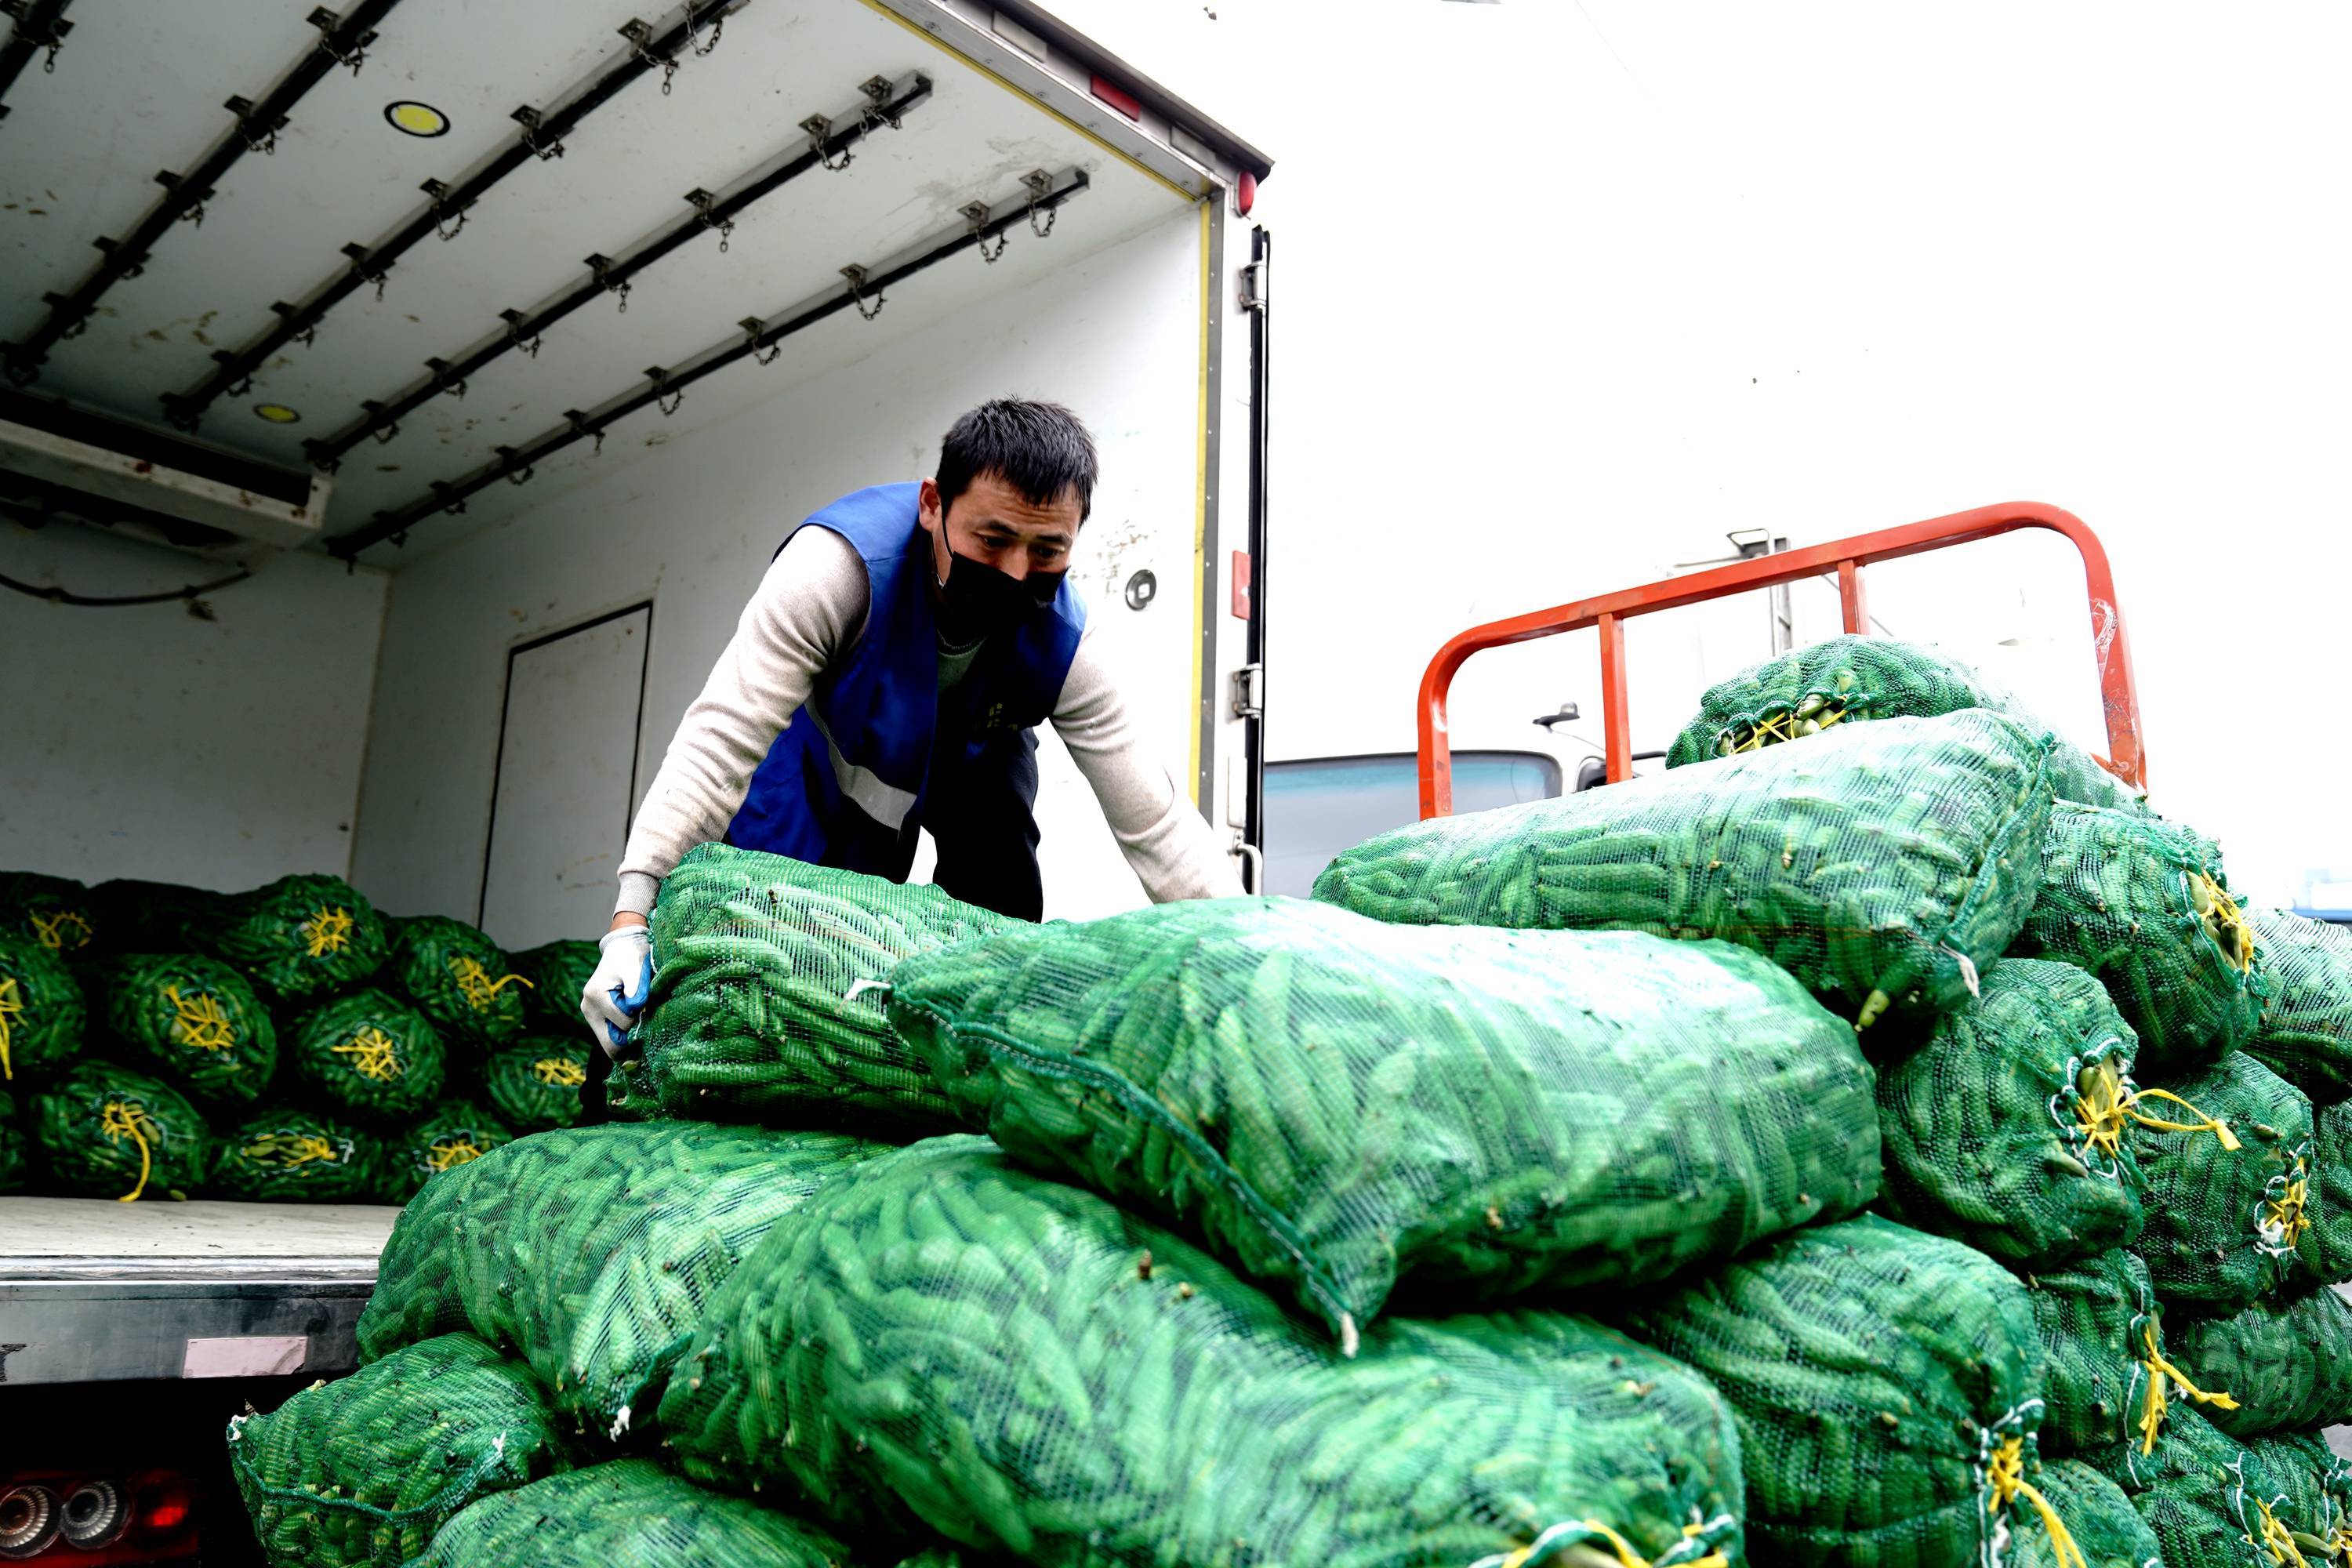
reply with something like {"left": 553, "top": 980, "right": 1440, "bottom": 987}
{"left": 0, "top": 867, "right": 597, "bottom": 1203}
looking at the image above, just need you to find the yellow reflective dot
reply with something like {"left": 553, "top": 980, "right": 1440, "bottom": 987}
{"left": 384, "top": 100, "right": 448, "bottom": 138}
{"left": 252, "top": 403, "right": 301, "bottom": 424}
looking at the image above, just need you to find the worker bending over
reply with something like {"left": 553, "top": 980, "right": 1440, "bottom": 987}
{"left": 583, "top": 397, "right": 1240, "bottom": 1047}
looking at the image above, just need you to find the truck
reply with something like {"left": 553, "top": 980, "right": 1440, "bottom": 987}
{"left": 0, "top": 0, "right": 1271, "bottom": 1557}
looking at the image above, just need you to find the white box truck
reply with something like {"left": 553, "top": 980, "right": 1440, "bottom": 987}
{"left": 0, "top": 0, "right": 1270, "bottom": 1555}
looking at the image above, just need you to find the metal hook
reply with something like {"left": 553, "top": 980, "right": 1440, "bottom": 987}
{"left": 500, "top": 309, "right": 542, "bottom": 358}
{"left": 513, "top": 105, "right": 565, "bottom": 161}
{"left": 423, "top": 179, "right": 466, "bottom": 242}
{"left": 310, "top": 8, "right": 373, "bottom": 76}
{"left": 688, "top": 1, "right": 724, "bottom": 56}
{"left": 566, "top": 408, "right": 605, "bottom": 456}
{"left": 227, "top": 96, "right": 285, "bottom": 155}
{"left": 841, "top": 263, "right": 885, "bottom": 322}
{"left": 741, "top": 316, "right": 782, "bottom": 367}
{"left": 617, "top": 19, "right": 679, "bottom": 94}
{"left": 858, "top": 75, "right": 902, "bottom": 131}
{"left": 646, "top": 367, "right": 684, "bottom": 417}
{"left": 687, "top": 188, "right": 734, "bottom": 254}
{"left": 1023, "top": 169, "right": 1058, "bottom": 239}
{"left": 586, "top": 253, "right": 630, "bottom": 314}
{"left": 803, "top": 114, "right": 853, "bottom": 173}
{"left": 426, "top": 358, "right": 466, "bottom": 401}
{"left": 963, "top": 202, "right": 1007, "bottom": 264}
{"left": 343, "top": 242, "right": 390, "bottom": 303}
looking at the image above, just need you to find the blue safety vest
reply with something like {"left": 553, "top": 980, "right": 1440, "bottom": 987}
{"left": 724, "top": 482, "right": 1087, "bottom": 869}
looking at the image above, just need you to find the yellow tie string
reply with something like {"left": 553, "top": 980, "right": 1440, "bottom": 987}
{"left": 531, "top": 1056, "right": 587, "bottom": 1087}
{"left": 2191, "top": 873, "right": 2257, "bottom": 974}
{"left": 0, "top": 975, "right": 20, "bottom": 1081}
{"left": 99, "top": 1100, "right": 154, "bottom": 1203}
{"left": 1987, "top": 1436, "right": 2088, "bottom": 1568}
{"left": 332, "top": 1026, "right": 405, "bottom": 1082}
{"left": 28, "top": 908, "right": 93, "bottom": 953}
{"left": 2255, "top": 1500, "right": 2312, "bottom": 1568}
{"left": 245, "top": 1132, "right": 339, "bottom": 1169}
{"left": 1490, "top": 1520, "right": 1730, "bottom": 1568}
{"left": 450, "top": 956, "right": 534, "bottom": 1013}
{"left": 2328, "top": 1526, "right": 2352, "bottom": 1561}
{"left": 301, "top": 906, "right": 355, "bottom": 958}
{"left": 164, "top": 985, "right": 237, "bottom": 1052}
{"left": 2076, "top": 1064, "right": 2239, "bottom": 1160}
{"left": 2264, "top": 1174, "right": 2313, "bottom": 1254}
{"left": 2139, "top": 1323, "right": 2240, "bottom": 1453}
{"left": 426, "top": 1138, "right": 485, "bottom": 1172}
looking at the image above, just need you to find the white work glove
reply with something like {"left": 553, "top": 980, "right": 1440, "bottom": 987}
{"left": 582, "top": 924, "right": 652, "bottom": 1056}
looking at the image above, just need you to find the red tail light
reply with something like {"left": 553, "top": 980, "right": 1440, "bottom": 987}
{"left": 0, "top": 1472, "right": 197, "bottom": 1565}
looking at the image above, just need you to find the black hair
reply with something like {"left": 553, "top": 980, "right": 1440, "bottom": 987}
{"left": 935, "top": 398, "right": 1098, "bottom": 522}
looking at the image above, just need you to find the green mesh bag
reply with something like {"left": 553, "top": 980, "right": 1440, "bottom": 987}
{"left": 289, "top": 989, "right": 448, "bottom": 1127}
{"left": 2243, "top": 910, "right": 2352, "bottom": 1103}
{"left": 637, "top": 844, "right": 1018, "bottom": 1128}
{"left": 210, "top": 1108, "right": 378, "bottom": 1202}
{"left": 510, "top": 938, "right": 600, "bottom": 1031}
{"left": 600, "top": 1048, "right": 662, "bottom": 1122}
{"left": 2299, "top": 1099, "right": 2352, "bottom": 1286}
{"left": 0, "top": 927, "right": 85, "bottom": 1084}
{"left": 1314, "top": 709, "right": 2056, "bottom": 1031}
{"left": 480, "top": 1036, "right": 590, "bottom": 1132}
{"left": 0, "top": 871, "right": 100, "bottom": 958}
{"left": 90, "top": 878, "right": 227, "bottom": 954}
{"left": 2010, "top": 1460, "right": 2163, "bottom": 1568}
{"left": 2022, "top": 1250, "right": 2241, "bottom": 1483}
{"left": 2110, "top": 1407, "right": 2289, "bottom": 1568}
{"left": 2009, "top": 804, "right": 2267, "bottom": 1072}
{"left": 100, "top": 953, "right": 277, "bottom": 1107}
{"left": 391, "top": 916, "right": 532, "bottom": 1049}
{"left": 1620, "top": 1213, "right": 2050, "bottom": 1568}
{"left": 0, "top": 1089, "right": 27, "bottom": 1192}
{"left": 357, "top": 1122, "right": 888, "bottom": 1438}
{"left": 405, "top": 1460, "right": 855, "bottom": 1568}
{"left": 2241, "top": 1432, "right": 2352, "bottom": 1556}
{"left": 2135, "top": 1053, "right": 2314, "bottom": 1310}
{"left": 379, "top": 1101, "right": 512, "bottom": 1203}
{"left": 660, "top": 1136, "right": 1747, "bottom": 1568}
{"left": 894, "top": 897, "right": 1879, "bottom": 1342}
{"left": 227, "top": 1333, "right": 572, "bottom": 1567}
{"left": 2165, "top": 1283, "right": 2352, "bottom": 1437}
{"left": 1872, "top": 959, "right": 2172, "bottom": 1269}
{"left": 29, "top": 1060, "right": 209, "bottom": 1200}
{"left": 204, "top": 873, "right": 390, "bottom": 1004}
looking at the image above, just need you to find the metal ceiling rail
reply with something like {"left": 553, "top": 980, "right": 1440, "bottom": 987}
{"left": 327, "top": 166, "right": 1092, "bottom": 559}
{"left": 2, "top": 0, "right": 403, "bottom": 384}
{"left": 0, "top": 0, "right": 74, "bottom": 121}
{"left": 158, "top": 0, "right": 752, "bottom": 433}
{"left": 303, "top": 70, "right": 934, "bottom": 470}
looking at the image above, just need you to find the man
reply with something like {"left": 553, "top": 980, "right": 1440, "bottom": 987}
{"left": 581, "top": 397, "right": 1242, "bottom": 1048}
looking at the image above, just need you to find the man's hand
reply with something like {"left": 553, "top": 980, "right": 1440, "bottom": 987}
{"left": 582, "top": 916, "right": 652, "bottom": 1056}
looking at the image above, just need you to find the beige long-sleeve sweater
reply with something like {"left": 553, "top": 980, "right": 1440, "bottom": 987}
{"left": 615, "top": 525, "right": 1241, "bottom": 916}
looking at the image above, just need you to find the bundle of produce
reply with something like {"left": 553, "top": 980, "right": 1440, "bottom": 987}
{"left": 510, "top": 938, "right": 601, "bottom": 1031}
{"left": 2012, "top": 1460, "right": 2164, "bottom": 1568}
{"left": 2010, "top": 804, "right": 2267, "bottom": 1070}
{"left": 2116, "top": 1408, "right": 2294, "bottom": 1568}
{"left": 2163, "top": 1284, "right": 2352, "bottom": 1437}
{"left": 0, "top": 1089, "right": 25, "bottom": 1192}
{"left": 1621, "top": 1214, "right": 2055, "bottom": 1568}
{"left": 1661, "top": 636, "right": 2144, "bottom": 814}
{"left": 2023, "top": 1250, "right": 2238, "bottom": 1483}
{"left": 600, "top": 1048, "right": 661, "bottom": 1122}
{"left": 286, "top": 989, "right": 446, "bottom": 1125}
{"left": 0, "top": 871, "right": 100, "bottom": 957}
{"left": 0, "top": 927, "right": 84, "bottom": 1083}
{"left": 481, "top": 1036, "right": 591, "bottom": 1132}
{"left": 89, "top": 878, "right": 226, "bottom": 955}
{"left": 2299, "top": 1100, "right": 2352, "bottom": 1286}
{"left": 661, "top": 1137, "right": 1747, "bottom": 1568}
{"left": 1314, "top": 709, "right": 2056, "bottom": 1029}
{"left": 895, "top": 897, "right": 1878, "bottom": 1344}
{"left": 100, "top": 953, "right": 277, "bottom": 1108}
{"left": 358, "top": 1122, "right": 888, "bottom": 1438}
{"left": 2134, "top": 1053, "right": 2313, "bottom": 1310}
{"left": 405, "top": 1461, "right": 855, "bottom": 1568}
{"left": 637, "top": 845, "right": 1017, "bottom": 1129}
{"left": 1871, "top": 959, "right": 2239, "bottom": 1269}
{"left": 378, "top": 1101, "right": 510, "bottom": 1203}
{"left": 2242, "top": 909, "right": 2352, "bottom": 1103}
{"left": 29, "top": 1061, "right": 209, "bottom": 1200}
{"left": 209, "top": 1109, "right": 376, "bottom": 1203}
{"left": 202, "top": 873, "right": 389, "bottom": 1004}
{"left": 2241, "top": 1432, "right": 2352, "bottom": 1556}
{"left": 227, "top": 1333, "right": 573, "bottom": 1567}
{"left": 390, "top": 916, "right": 532, "bottom": 1048}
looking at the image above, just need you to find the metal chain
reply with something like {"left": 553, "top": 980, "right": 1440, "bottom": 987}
{"left": 842, "top": 264, "right": 885, "bottom": 322}
{"left": 312, "top": 10, "right": 372, "bottom": 77}
{"left": 648, "top": 368, "right": 684, "bottom": 416}
{"left": 503, "top": 311, "right": 542, "bottom": 358}
{"left": 803, "top": 114, "right": 852, "bottom": 172}
{"left": 1024, "top": 169, "right": 1058, "bottom": 239}
{"left": 426, "top": 181, "right": 466, "bottom": 242}
{"left": 742, "top": 317, "right": 780, "bottom": 366}
{"left": 688, "top": 2, "right": 724, "bottom": 56}
{"left": 688, "top": 190, "right": 734, "bottom": 253}
{"left": 589, "top": 255, "right": 631, "bottom": 314}
{"left": 964, "top": 202, "right": 1007, "bottom": 264}
{"left": 515, "top": 107, "right": 565, "bottom": 161}
{"left": 566, "top": 410, "right": 605, "bottom": 456}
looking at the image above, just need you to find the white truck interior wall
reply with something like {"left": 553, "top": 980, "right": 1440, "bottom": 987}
{"left": 351, "top": 205, "right": 1208, "bottom": 939}
{"left": 0, "top": 524, "right": 388, "bottom": 889}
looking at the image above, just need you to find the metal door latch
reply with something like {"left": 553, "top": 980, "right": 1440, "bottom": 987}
{"left": 1229, "top": 663, "right": 1264, "bottom": 720}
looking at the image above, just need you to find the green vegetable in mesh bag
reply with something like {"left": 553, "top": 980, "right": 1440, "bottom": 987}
{"left": 2241, "top": 1432, "right": 2352, "bottom": 1557}
{"left": 2135, "top": 1053, "right": 2313, "bottom": 1311}
{"left": 1314, "top": 709, "right": 2056, "bottom": 1030}
{"left": 2022, "top": 1250, "right": 2240, "bottom": 1483}
{"left": 638, "top": 844, "right": 1018, "bottom": 1129}
{"left": 2164, "top": 1283, "right": 2352, "bottom": 1437}
{"left": 405, "top": 1460, "right": 854, "bottom": 1568}
{"left": 1620, "top": 1213, "right": 2055, "bottom": 1568}
{"left": 660, "top": 1136, "right": 1747, "bottom": 1568}
{"left": 2299, "top": 1099, "right": 2352, "bottom": 1286}
{"left": 227, "top": 1333, "right": 572, "bottom": 1567}
{"left": 0, "top": 1089, "right": 26, "bottom": 1192}
{"left": 101, "top": 953, "right": 277, "bottom": 1107}
{"left": 30, "top": 1060, "right": 209, "bottom": 1200}
{"left": 481, "top": 1036, "right": 590, "bottom": 1132}
{"left": 510, "top": 938, "right": 600, "bottom": 1030}
{"left": 2111, "top": 1407, "right": 2292, "bottom": 1568}
{"left": 204, "top": 873, "right": 390, "bottom": 1004}
{"left": 288, "top": 989, "right": 447, "bottom": 1127}
{"left": 2010, "top": 804, "right": 2267, "bottom": 1072}
{"left": 2243, "top": 909, "right": 2352, "bottom": 1103}
{"left": 0, "top": 927, "right": 84, "bottom": 1083}
{"left": 379, "top": 1101, "right": 511, "bottom": 1203}
{"left": 357, "top": 1122, "right": 888, "bottom": 1437}
{"left": 0, "top": 871, "right": 100, "bottom": 957}
{"left": 600, "top": 1048, "right": 662, "bottom": 1122}
{"left": 894, "top": 897, "right": 1879, "bottom": 1343}
{"left": 210, "top": 1108, "right": 377, "bottom": 1203}
{"left": 2010, "top": 1460, "right": 2163, "bottom": 1568}
{"left": 390, "top": 916, "right": 532, "bottom": 1048}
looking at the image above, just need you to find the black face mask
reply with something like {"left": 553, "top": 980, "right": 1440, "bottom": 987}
{"left": 934, "top": 548, "right": 1065, "bottom": 647}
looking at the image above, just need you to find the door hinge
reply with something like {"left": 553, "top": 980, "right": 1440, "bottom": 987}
{"left": 1238, "top": 259, "right": 1268, "bottom": 313}
{"left": 1229, "top": 663, "right": 1264, "bottom": 720}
